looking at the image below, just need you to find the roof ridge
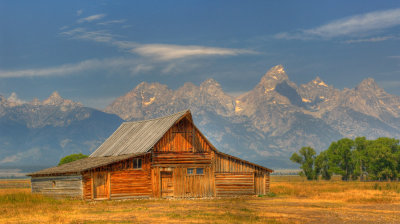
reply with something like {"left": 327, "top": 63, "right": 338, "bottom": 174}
{"left": 89, "top": 109, "right": 191, "bottom": 157}
{"left": 123, "top": 109, "right": 190, "bottom": 124}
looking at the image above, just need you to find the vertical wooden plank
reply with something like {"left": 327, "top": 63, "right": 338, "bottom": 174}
{"left": 91, "top": 170, "right": 94, "bottom": 200}
{"left": 108, "top": 171, "right": 111, "bottom": 199}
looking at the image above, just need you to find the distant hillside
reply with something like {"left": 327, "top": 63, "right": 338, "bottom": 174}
{"left": 0, "top": 92, "right": 123, "bottom": 167}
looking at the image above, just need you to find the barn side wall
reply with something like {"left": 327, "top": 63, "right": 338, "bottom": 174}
{"left": 82, "top": 154, "right": 152, "bottom": 200}
{"left": 214, "top": 153, "right": 271, "bottom": 196}
{"left": 31, "top": 175, "right": 83, "bottom": 198}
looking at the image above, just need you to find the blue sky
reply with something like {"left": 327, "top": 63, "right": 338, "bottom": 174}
{"left": 1, "top": 0, "right": 400, "bottom": 109}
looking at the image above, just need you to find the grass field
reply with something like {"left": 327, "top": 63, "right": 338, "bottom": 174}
{"left": 1, "top": 177, "right": 399, "bottom": 223}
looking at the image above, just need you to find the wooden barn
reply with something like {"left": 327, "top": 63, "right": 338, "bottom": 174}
{"left": 28, "top": 110, "right": 273, "bottom": 199}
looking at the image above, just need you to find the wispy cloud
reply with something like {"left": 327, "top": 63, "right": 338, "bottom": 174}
{"left": 77, "top": 14, "right": 106, "bottom": 23}
{"left": 276, "top": 8, "right": 400, "bottom": 40}
{"left": 0, "top": 58, "right": 150, "bottom": 78}
{"left": 97, "top": 19, "right": 126, "bottom": 25}
{"left": 132, "top": 44, "right": 257, "bottom": 61}
{"left": 61, "top": 28, "right": 115, "bottom": 43}
{"left": 0, "top": 148, "right": 40, "bottom": 164}
{"left": 61, "top": 28, "right": 256, "bottom": 61}
{"left": 76, "top": 9, "right": 83, "bottom": 16}
{"left": 343, "top": 36, "right": 395, "bottom": 44}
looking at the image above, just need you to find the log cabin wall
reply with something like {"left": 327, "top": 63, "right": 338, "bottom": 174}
{"left": 214, "top": 153, "right": 257, "bottom": 173}
{"left": 214, "top": 172, "right": 254, "bottom": 197}
{"left": 214, "top": 153, "right": 271, "bottom": 196}
{"left": 82, "top": 154, "right": 152, "bottom": 200}
{"left": 152, "top": 118, "right": 215, "bottom": 198}
{"left": 31, "top": 175, "right": 83, "bottom": 198}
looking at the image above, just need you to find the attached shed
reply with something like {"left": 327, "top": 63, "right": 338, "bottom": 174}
{"left": 28, "top": 110, "right": 273, "bottom": 199}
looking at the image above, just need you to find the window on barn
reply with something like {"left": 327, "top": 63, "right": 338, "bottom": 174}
{"left": 132, "top": 158, "right": 142, "bottom": 169}
{"left": 196, "top": 168, "right": 204, "bottom": 175}
{"left": 187, "top": 168, "right": 204, "bottom": 175}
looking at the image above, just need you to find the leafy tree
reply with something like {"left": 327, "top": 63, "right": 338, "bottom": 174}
{"left": 294, "top": 137, "right": 400, "bottom": 181}
{"left": 353, "top": 137, "right": 368, "bottom": 180}
{"left": 326, "top": 138, "right": 354, "bottom": 181}
{"left": 290, "top": 147, "right": 316, "bottom": 180}
{"left": 365, "top": 138, "right": 399, "bottom": 181}
{"left": 315, "top": 151, "right": 332, "bottom": 180}
{"left": 58, "top": 153, "right": 88, "bottom": 166}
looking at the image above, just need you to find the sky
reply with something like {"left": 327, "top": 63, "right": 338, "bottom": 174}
{"left": 1, "top": 0, "right": 400, "bottom": 109}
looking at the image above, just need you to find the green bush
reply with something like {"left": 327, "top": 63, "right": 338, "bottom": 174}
{"left": 58, "top": 153, "right": 88, "bottom": 165}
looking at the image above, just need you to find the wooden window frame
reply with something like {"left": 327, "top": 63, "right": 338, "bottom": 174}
{"left": 187, "top": 168, "right": 204, "bottom": 176}
{"left": 132, "top": 158, "right": 142, "bottom": 170}
{"left": 196, "top": 168, "right": 204, "bottom": 175}
{"left": 187, "top": 168, "right": 194, "bottom": 175}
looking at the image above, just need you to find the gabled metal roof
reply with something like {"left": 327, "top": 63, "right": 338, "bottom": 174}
{"left": 90, "top": 110, "right": 191, "bottom": 157}
{"left": 28, "top": 153, "right": 147, "bottom": 176}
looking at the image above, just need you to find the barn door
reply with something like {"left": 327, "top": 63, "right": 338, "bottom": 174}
{"left": 254, "top": 172, "right": 265, "bottom": 195}
{"left": 161, "top": 171, "right": 174, "bottom": 198}
{"left": 93, "top": 171, "right": 109, "bottom": 199}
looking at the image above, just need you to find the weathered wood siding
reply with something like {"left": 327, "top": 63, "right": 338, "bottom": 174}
{"left": 152, "top": 166, "right": 215, "bottom": 198}
{"left": 82, "top": 154, "right": 152, "bottom": 200}
{"left": 214, "top": 153, "right": 271, "bottom": 195}
{"left": 215, "top": 153, "right": 256, "bottom": 172}
{"left": 265, "top": 172, "right": 270, "bottom": 193}
{"left": 151, "top": 118, "right": 215, "bottom": 198}
{"left": 215, "top": 172, "right": 254, "bottom": 197}
{"left": 82, "top": 172, "right": 92, "bottom": 200}
{"left": 254, "top": 172, "right": 266, "bottom": 195}
{"left": 154, "top": 118, "right": 211, "bottom": 153}
{"left": 31, "top": 175, "right": 82, "bottom": 198}
{"left": 153, "top": 152, "right": 211, "bottom": 166}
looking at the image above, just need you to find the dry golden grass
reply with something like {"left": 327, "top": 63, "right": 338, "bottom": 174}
{"left": 1, "top": 178, "right": 400, "bottom": 223}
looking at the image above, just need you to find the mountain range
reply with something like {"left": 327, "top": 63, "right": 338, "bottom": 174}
{"left": 0, "top": 92, "right": 122, "bottom": 169}
{"left": 1, "top": 65, "right": 400, "bottom": 170}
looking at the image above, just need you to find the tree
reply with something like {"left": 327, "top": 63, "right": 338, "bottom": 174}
{"left": 353, "top": 137, "right": 368, "bottom": 180}
{"left": 326, "top": 138, "right": 355, "bottom": 181}
{"left": 365, "top": 137, "right": 399, "bottom": 181}
{"left": 290, "top": 147, "right": 316, "bottom": 180}
{"left": 58, "top": 153, "right": 88, "bottom": 166}
{"left": 315, "top": 151, "right": 332, "bottom": 180}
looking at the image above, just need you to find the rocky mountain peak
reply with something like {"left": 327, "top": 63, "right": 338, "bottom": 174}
{"left": 311, "top": 76, "right": 329, "bottom": 87}
{"left": 355, "top": 78, "right": 382, "bottom": 93}
{"left": 200, "top": 78, "right": 227, "bottom": 96}
{"left": 42, "top": 91, "right": 80, "bottom": 107}
{"left": 7, "top": 92, "right": 25, "bottom": 107}
{"left": 258, "top": 65, "right": 289, "bottom": 90}
{"left": 200, "top": 78, "right": 221, "bottom": 88}
{"left": 42, "top": 91, "right": 63, "bottom": 105}
{"left": 135, "top": 82, "right": 169, "bottom": 92}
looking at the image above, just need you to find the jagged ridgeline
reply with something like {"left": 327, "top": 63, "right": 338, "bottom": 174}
{"left": 105, "top": 65, "right": 400, "bottom": 168}
{"left": 1, "top": 65, "right": 400, "bottom": 169}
